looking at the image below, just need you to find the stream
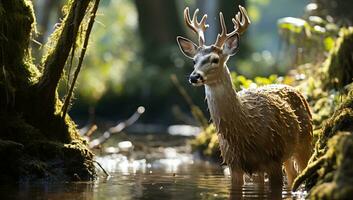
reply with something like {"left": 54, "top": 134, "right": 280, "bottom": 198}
{"left": 0, "top": 129, "right": 307, "bottom": 200}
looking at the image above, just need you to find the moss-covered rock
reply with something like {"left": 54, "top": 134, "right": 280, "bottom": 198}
{"left": 324, "top": 27, "right": 353, "bottom": 90}
{"left": 293, "top": 94, "right": 353, "bottom": 195}
{"left": 309, "top": 132, "right": 353, "bottom": 199}
{"left": 289, "top": 27, "right": 353, "bottom": 200}
{"left": 0, "top": 139, "right": 95, "bottom": 182}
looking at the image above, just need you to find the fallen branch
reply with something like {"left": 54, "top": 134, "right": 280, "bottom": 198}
{"left": 81, "top": 124, "right": 98, "bottom": 140}
{"left": 93, "top": 160, "right": 110, "bottom": 177}
{"left": 170, "top": 74, "right": 208, "bottom": 128}
{"left": 89, "top": 106, "right": 145, "bottom": 148}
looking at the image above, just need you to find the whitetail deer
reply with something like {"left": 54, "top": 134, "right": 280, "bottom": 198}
{"left": 176, "top": 5, "right": 312, "bottom": 188}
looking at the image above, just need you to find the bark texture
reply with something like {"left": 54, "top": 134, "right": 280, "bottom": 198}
{"left": 0, "top": 0, "right": 96, "bottom": 182}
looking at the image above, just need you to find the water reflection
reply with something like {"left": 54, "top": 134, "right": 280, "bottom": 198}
{"left": 0, "top": 148, "right": 307, "bottom": 200}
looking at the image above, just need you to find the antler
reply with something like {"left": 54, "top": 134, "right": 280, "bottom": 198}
{"left": 184, "top": 7, "right": 209, "bottom": 46}
{"left": 233, "top": 5, "right": 251, "bottom": 35}
{"left": 214, "top": 5, "right": 251, "bottom": 48}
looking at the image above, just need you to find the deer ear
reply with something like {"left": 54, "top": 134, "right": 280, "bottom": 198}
{"left": 177, "top": 36, "right": 198, "bottom": 59}
{"left": 222, "top": 33, "right": 239, "bottom": 56}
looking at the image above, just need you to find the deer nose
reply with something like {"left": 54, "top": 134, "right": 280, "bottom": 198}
{"left": 189, "top": 73, "right": 202, "bottom": 84}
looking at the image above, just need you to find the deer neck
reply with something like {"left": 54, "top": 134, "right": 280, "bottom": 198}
{"left": 204, "top": 66, "right": 249, "bottom": 134}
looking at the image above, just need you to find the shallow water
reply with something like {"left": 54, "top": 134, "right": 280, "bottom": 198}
{"left": 0, "top": 151, "right": 306, "bottom": 200}
{"left": 0, "top": 131, "right": 306, "bottom": 200}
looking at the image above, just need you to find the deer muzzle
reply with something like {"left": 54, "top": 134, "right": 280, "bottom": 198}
{"left": 189, "top": 72, "right": 204, "bottom": 86}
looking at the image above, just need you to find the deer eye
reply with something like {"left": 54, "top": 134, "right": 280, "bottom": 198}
{"left": 211, "top": 57, "right": 219, "bottom": 64}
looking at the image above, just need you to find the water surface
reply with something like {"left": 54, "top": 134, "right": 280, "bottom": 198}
{"left": 0, "top": 133, "right": 306, "bottom": 199}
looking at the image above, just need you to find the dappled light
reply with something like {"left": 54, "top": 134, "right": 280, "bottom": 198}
{"left": 1, "top": 0, "right": 353, "bottom": 199}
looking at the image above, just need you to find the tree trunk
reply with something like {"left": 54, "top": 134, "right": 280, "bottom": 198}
{"left": 134, "top": 0, "right": 184, "bottom": 66}
{"left": 0, "top": 0, "right": 97, "bottom": 182}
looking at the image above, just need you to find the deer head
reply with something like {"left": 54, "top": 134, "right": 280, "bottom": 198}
{"left": 177, "top": 6, "right": 250, "bottom": 86}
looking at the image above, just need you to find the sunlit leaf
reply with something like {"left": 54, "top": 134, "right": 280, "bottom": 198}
{"left": 324, "top": 36, "right": 335, "bottom": 51}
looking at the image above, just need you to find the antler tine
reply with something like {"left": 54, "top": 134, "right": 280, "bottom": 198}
{"left": 214, "top": 5, "right": 250, "bottom": 48}
{"left": 214, "top": 12, "right": 237, "bottom": 48}
{"left": 183, "top": 7, "right": 209, "bottom": 46}
{"left": 233, "top": 5, "right": 251, "bottom": 35}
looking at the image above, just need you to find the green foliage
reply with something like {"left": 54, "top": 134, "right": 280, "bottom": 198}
{"left": 277, "top": 15, "right": 338, "bottom": 67}
{"left": 231, "top": 72, "right": 292, "bottom": 90}
{"left": 76, "top": 0, "right": 141, "bottom": 105}
{"left": 278, "top": 17, "right": 311, "bottom": 38}
{"left": 190, "top": 124, "right": 220, "bottom": 159}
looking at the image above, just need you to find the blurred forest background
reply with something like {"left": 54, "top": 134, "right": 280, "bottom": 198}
{"left": 31, "top": 0, "right": 342, "bottom": 126}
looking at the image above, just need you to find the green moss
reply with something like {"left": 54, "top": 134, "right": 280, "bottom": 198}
{"left": 293, "top": 93, "right": 353, "bottom": 198}
{"left": 324, "top": 27, "right": 353, "bottom": 90}
{"left": 0, "top": 113, "right": 44, "bottom": 144}
{"left": 0, "top": 0, "right": 96, "bottom": 182}
{"left": 0, "top": 0, "right": 39, "bottom": 86}
{"left": 25, "top": 140, "right": 95, "bottom": 181}
{"left": 190, "top": 124, "right": 221, "bottom": 161}
{"left": 0, "top": 139, "right": 94, "bottom": 182}
{"left": 308, "top": 132, "right": 353, "bottom": 199}
{"left": 311, "top": 93, "right": 353, "bottom": 161}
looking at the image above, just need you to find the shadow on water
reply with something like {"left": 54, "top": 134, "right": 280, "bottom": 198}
{"left": 0, "top": 133, "right": 307, "bottom": 200}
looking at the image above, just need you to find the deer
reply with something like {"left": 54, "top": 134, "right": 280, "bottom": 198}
{"left": 176, "top": 5, "right": 313, "bottom": 189}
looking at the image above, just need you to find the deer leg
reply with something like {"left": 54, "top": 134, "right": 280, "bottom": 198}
{"left": 268, "top": 163, "right": 283, "bottom": 189}
{"left": 231, "top": 168, "right": 244, "bottom": 188}
{"left": 284, "top": 158, "right": 297, "bottom": 187}
{"left": 252, "top": 172, "right": 264, "bottom": 186}
{"left": 295, "top": 138, "right": 312, "bottom": 172}
{"left": 267, "top": 163, "right": 283, "bottom": 200}
{"left": 229, "top": 168, "right": 244, "bottom": 200}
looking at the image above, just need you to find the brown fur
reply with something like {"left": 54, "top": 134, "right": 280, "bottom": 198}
{"left": 205, "top": 67, "right": 312, "bottom": 187}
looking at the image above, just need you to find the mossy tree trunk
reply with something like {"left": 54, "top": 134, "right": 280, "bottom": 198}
{"left": 0, "top": 0, "right": 99, "bottom": 182}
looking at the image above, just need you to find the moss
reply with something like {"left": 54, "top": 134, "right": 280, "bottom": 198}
{"left": 324, "top": 27, "right": 353, "bottom": 90}
{"left": 308, "top": 132, "right": 353, "bottom": 199}
{"left": 0, "top": 111, "right": 95, "bottom": 182}
{"left": 0, "top": 0, "right": 39, "bottom": 87}
{"left": 311, "top": 93, "right": 353, "bottom": 162}
{"left": 190, "top": 124, "right": 221, "bottom": 161}
{"left": 62, "top": 140, "right": 95, "bottom": 180}
{"left": 25, "top": 140, "right": 95, "bottom": 181}
{"left": 0, "top": 113, "right": 44, "bottom": 144}
{"left": 0, "top": 0, "right": 96, "bottom": 182}
{"left": 293, "top": 93, "right": 353, "bottom": 198}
